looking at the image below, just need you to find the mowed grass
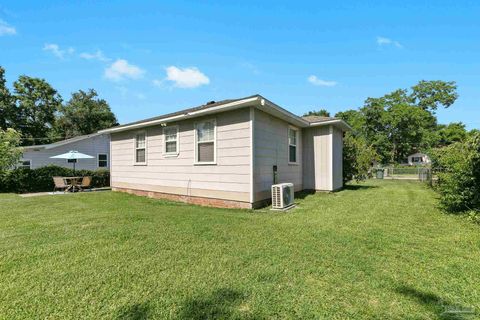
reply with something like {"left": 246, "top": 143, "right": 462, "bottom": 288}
{"left": 0, "top": 180, "right": 479, "bottom": 319}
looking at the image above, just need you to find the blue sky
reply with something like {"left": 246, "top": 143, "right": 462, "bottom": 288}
{"left": 1, "top": 1, "right": 479, "bottom": 129}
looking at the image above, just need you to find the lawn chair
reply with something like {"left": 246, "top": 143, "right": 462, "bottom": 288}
{"left": 53, "top": 177, "right": 69, "bottom": 193}
{"left": 79, "top": 176, "right": 92, "bottom": 191}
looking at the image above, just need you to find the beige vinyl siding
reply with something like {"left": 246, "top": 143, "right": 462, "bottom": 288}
{"left": 302, "top": 125, "right": 343, "bottom": 191}
{"left": 332, "top": 127, "right": 344, "bottom": 190}
{"left": 21, "top": 134, "right": 110, "bottom": 170}
{"left": 110, "top": 108, "right": 251, "bottom": 202}
{"left": 253, "top": 109, "right": 303, "bottom": 202}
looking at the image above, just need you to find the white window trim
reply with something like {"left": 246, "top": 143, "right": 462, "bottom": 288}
{"left": 194, "top": 118, "right": 217, "bottom": 165}
{"left": 134, "top": 130, "right": 147, "bottom": 165}
{"left": 163, "top": 125, "right": 180, "bottom": 157}
{"left": 288, "top": 126, "right": 299, "bottom": 165}
{"left": 19, "top": 159, "right": 32, "bottom": 169}
{"left": 97, "top": 153, "right": 108, "bottom": 168}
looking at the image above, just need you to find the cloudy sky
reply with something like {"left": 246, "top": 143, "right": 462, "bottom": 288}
{"left": 0, "top": 1, "right": 479, "bottom": 129}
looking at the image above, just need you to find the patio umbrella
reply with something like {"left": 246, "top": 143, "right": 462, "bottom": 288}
{"left": 50, "top": 150, "right": 94, "bottom": 173}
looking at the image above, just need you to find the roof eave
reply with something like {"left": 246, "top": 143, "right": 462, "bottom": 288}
{"left": 309, "top": 119, "right": 352, "bottom": 131}
{"left": 99, "top": 96, "right": 262, "bottom": 134}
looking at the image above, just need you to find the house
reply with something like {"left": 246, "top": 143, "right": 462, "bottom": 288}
{"left": 20, "top": 133, "right": 110, "bottom": 170}
{"left": 99, "top": 95, "right": 351, "bottom": 209}
{"left": 407, "top": 152, "right": 431, "bottom": 166}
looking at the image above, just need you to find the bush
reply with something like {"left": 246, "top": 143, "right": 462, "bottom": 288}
{"left": 343, "top": 132, "right": 379, "bottom": 183}
{"left": 431, "top": 132, "right": 480, "bottom": 213}
{"left": 0, "top": 165, "right": 110, "bottom": 193}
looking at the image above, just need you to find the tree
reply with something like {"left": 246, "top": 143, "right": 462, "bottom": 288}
{"left": 303, "top": 109, "right": 331, "bottom": 117}
{"left": 13, "top": 76, "right": 62, "bottom": 145}
{"left": 431, "top": 132, "right": 480, "bottom": 213}
{"left": 54, "top": 89, "right": 118, "bottom": 139}
{"left": 337, "top": 81, "right": 458, "bottom": 164}
{"left": 436, "top": 122, "right": 468, "bottom": 146}
{"left": 343, "top": 132, "right": 379, "bottom": 183}
{"left": 0, "top": 128, "right": 22, "bottom": 171}
{"left": 410, "top": 80, "right": 458, "bottom": 112}
{"left": 0, "top": 66, "right": 14, "bottom": 130}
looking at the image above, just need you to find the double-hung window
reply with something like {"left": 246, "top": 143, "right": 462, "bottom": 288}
{"left": 195, "top": 119, "right": 216, "bottom": 164}
{"left": 135, "top": 132, "right": 147, "bottom": 164}
{"left": 288, "top": 127, "right": 298, "bottom": 164}
{"left": 98, "top": 154, "right": 108, "bottom": 168}
{"left": 163, "top": 126, "right": 179, "bottom": 155}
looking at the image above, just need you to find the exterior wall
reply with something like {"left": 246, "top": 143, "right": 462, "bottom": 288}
{"left": 303, "top": 126, "right": 331, "bottom": 191}
{"left": 21, "top": 134, "right": 110, "bottom": 170}
{"left": 302, "top": 125, "right": 343, "bottom": 191}
{"left": 253, "top": 109, "right": 303, "bottom": 202}
{"left": 110, "top": 108, "right": 251, "bottom": 204}
{"left": 332, "top": 127, "right": 344, "bottom": 190}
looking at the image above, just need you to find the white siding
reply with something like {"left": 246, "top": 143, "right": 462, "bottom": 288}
{"left": 110, "top": 108, "right": 251, "bottom": 202}
{"left": 21, "top": 134, "right": 110, "bottom": 170}
{"left": 302, "top": 125, "right": 343, "bottom": 191}
{"left": 253, "top": 109, "right": 303, "bottom": 201}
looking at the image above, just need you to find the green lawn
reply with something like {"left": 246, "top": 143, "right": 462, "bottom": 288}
{"left": 1, "top": 180, "right": 479, "bottom": 319}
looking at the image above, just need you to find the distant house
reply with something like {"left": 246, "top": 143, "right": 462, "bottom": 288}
{"left": 20, "top": 133, "right": 110, "bottom": 170}
{"left": 407, "top": 152, "right": 431, "bottom": 166}
{"left": 100, "top": 95, "right": 351, "bottom": 209}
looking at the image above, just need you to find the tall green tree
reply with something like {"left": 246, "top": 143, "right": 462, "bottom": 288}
{"left": 303, "top": 109, "right": 331, "bottom": 117}
{"left": 0, "top": 128, "right": 22, "bottom": 171}
{"left": 0, "top": 66, "right": 14, "bottom": 130}
{"left": 436, "top": 122, "right": 468, "bottom": 146}
{"left": 54, "top": 89, "right": 118, "bottom": 139}
{"left": 338, "top": 81, "right": 458, "bottom": 164}
{"left": 13, "top": 76, "right": 62, "bottom": 145}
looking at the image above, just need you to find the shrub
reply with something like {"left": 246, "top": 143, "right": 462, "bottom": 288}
{"left": 0, "top": 165, "right": 110, "bottom": 193}
{"left": 431, "top": 132, "right": 480, "bottom": 213}
{"left": 343, "top": 132, "right": 379, "bottom": 183}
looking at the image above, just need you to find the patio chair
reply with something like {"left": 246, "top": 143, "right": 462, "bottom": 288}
{"left": 79, "top": 176, "right": 92, "bottom": 191}
{"left": 53, "top": 177, "right": 69, "bottom": 193}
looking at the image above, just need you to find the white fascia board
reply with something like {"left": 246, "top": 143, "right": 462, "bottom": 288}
{"left": 309, "top": 119, "right": 352, "bottom": 131}
{"left": 99, "top": 97, "right": 261, "bottom": 134}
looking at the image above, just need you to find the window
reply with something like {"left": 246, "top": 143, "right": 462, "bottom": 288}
{"left": 163, "top": 126, "right": 179, "bottom": 155}
{"left": 195, "top": 119, "right": 216, "bottom": 164}
{"left": 288, "top": 128, "right": 297, "bottom": 163}
{"left": 135, "top": 132, "right": 147, "bottom": 164}
{"left": 98, "top": 154, "right": 108, "bottom": 168}
{"left": 18, "top": 159, "right": 31, "bottom": 169}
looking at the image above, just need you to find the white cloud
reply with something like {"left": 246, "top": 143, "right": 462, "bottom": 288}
{"left": 104, "top": 59, "right": 145, "bottom": 81}
{"left": 152, "top": 79, "right": 163, "bottom": 88}
{"left": 376, "top": 36, "right": 402, "bottom": 48}
{"left": 0, "top": 19, "right": 16, "bottom": 36}
{"left": 165, "top": 66, "right": 210, "bottom": 88}
{"left": 43, "top": 43, "right": 74, "bottom": 59}
{"left": 307, "top": 75, "right": 337, "bottom": 87}
{"left": 79, "top": 50, "right": 110, "bottom": 62}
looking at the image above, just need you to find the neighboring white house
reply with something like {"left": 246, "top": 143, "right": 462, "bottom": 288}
{"left": 20, "top": 133, "right": 110, "bottom": 170}
{"left": 407, "top": 152, "right": 431, "bottom": 166}
{"left": 99, "top": 95, "right": 351, "bottom": 209}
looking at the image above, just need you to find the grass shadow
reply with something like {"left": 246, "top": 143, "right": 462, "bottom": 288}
{"left": 116, "top": 302, "right": 151, "bottom": 320}
{"left": 177, "top": 288, "right": 255, "bottom": 320}
{"left": 343, "top": 184, "right": 378, "bottom": 191}
{"left": 396, "top": 285, "right": 476, "bottom": 319}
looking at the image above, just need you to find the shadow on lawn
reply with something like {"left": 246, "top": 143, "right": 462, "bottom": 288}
{"left": 116, "top": 302, "right": 151, "bottom": 320}
{"left": 343, "top": 184, "right": 378, "bottom": 191}
{"left": 177, "top": 288, "right": 255, "bottom": 320}
{"left": 396, "top": 285, "right": 476, "bottom": 319}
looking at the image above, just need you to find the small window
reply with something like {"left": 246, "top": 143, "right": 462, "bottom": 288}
{"left": 195, "top": 120, "right": 216, "bottom": 164}
{"left": 163, "top": 126, "right": 179, "bottom": 155}
{"left": 18, "top": 159, "right": 31, "bottom": 169}
{"left": 288, "top": 128, "right": 297, "bottom": 163}
{"left": 135, "top": 132, "right": 147, "bottom": 164}
{"left": 98, "top": 154, "right": 108, "bottom": 168}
